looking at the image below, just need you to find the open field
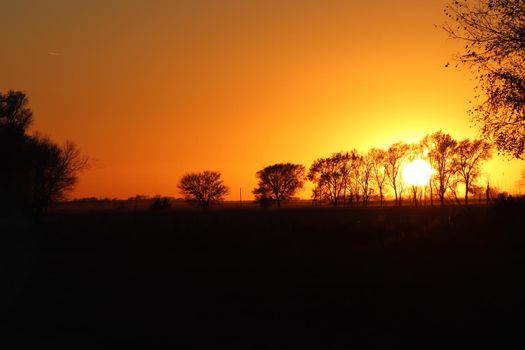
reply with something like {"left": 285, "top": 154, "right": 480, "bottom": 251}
{"left": 1, "top": 202, "right": 525, "bottom": 348}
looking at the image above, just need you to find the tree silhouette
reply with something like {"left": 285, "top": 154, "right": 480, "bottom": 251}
{"left": 428, "top": 132, "right": 457, "bottom": 206}
{"left": 30, "top": 136, "right": 89, "bottom": 211}
{"left": 385, "top": 142, "right": 409, "bottom": 206}
{"left": 0, "top": 90, "right": 88, "bottom": 213}
{"left": 149, "top": 196, "right": 172, "bottom": 211}
{"left": 405, "top": 143, "right": 428, "bottom": 206}
{"left": 453, "top": 139, "right": 492, "bottom": 205}
{"left": 444, "top": 0, "right": 525, "bottom": 158}
{"left": 0, "top": 91, "right": 33, "bottom": 211}
{"left": 0, "top": 90, "right": 33, "bottom": 132}
{"left": 420, "top": 135, "right": 436, "bottom": 205}
{"left": 358, "top": 152, "right": 374, "bottom": 206}
{"left": 253, "top": 163, "right": 305, "bottom": 208}
{"left": 369, "top": 148, "right": 388, "bottom": 207}
{"left": 308, "top": 152, "right": 351, "bottom": 207}
{"left": 348, "top": 151, "right": 362, "bottom": 207}
{"left": 178, "top": 171, "right": 229, "bottom": 208}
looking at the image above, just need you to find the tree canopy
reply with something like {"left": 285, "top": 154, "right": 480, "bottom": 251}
{"left": 253, "top": 163, "right": 305, "bottom": 207}
{"left": 308, "top": 152, "right": 352, "bottom": 207}
{"left": 178, "top": 171, "right": 229, "bottom": 208}
{"left": 428, "top": 132, "right": 458, "bottom": 206}
{"left": 444, "top": 0, "right": 525, "bottom": 158}
{"left": 384, "top": 142, "right": 409, "bottom": 206}
{"left": 453, "top": 139, "right": 493, "bottom": 205}
{"left": 0, "top": 90, "right": 33, "bottom": 132}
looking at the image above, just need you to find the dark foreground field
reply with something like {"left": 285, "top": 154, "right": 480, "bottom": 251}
{"left": 2, "top": 203, "right": 525, "bottom": 348}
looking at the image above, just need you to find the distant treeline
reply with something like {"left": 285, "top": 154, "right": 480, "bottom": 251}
{"left": 303, "top": 133, "right": 493, "bottom": 207}
{"left": 0, "top": 90, "right": 507, "bottom": 213}
{"left": 71, "top": 133, "right": 499, "bottom": 210}
{"left": 174, "top": 132, "right": 495, "bottom": 208}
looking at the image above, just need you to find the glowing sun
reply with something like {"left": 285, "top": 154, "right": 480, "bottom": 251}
{"left": 402, "top": 159, "right": 432, "bottom": 186}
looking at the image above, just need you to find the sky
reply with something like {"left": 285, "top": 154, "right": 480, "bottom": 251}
{"left": 1, "top": 0, "right": 523, "bottom": 199}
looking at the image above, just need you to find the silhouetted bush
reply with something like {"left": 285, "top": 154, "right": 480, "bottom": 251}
{"left": 255, "top": 196, "right": 274, "bottom": 208}
{"left": 149, "top": 197, "right": 172, "bottom": 211}
{"left": 493, "top": 193, "right": 525, "bottom": 210}
{"left": 128, "top": 195, "right": 149, "bottom": 201}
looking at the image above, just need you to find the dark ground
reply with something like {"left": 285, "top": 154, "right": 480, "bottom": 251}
{"left": 1, "top": 202, "right": 525, "bottom": 348}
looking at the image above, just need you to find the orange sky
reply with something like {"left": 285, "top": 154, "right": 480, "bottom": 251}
{"left": 1, "top": 0, "right": 523, "bottom": 199}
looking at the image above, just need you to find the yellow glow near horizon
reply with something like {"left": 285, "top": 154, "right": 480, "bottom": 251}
{"left": 402, "top": 159, "right": 432, "bottom": 187}
{"left": 1, "top": 1, "right": 523, "bottom": 199}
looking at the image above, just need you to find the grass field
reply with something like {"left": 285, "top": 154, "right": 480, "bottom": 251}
{"left": 1, "top": 202, "right": 525, "bottom": 348}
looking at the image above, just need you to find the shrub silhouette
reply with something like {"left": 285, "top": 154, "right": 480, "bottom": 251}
{"left": 149, "top": 197, "right": 172, "bottom": 211}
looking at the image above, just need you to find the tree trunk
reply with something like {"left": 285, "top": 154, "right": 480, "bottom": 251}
{"left": 465, "top": 181, "right": 469, "bottom": 206}
{"left": 394, "top": 189, "right": 398, "bottom": 207}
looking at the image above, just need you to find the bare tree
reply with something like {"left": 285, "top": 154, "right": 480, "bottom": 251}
{"left": 444, "top": 0, "right": 525, "bottom": 158}
{"left": 32, "top": 137, "right": 90, "bottom": 211}
{"left": 253, "top": 163, "right": 305, "bottom": 208}
{"left": 428, "top": 132, "right": 458, "bottom": 206}
{"left": 385, "top": 142, "right": 409, "bottom": 206}
{"left": 348, "top": 151, "right": 362, "bottom": 207}
{"left": 369, "top": 148, "right": 388, "bottom": 207}
{"left": 453, "top": 139, "right": 493, "bottom": 205}
{"left": 447, "top": 175, "right": 464, "bottom": 205}
{"left": 311, "top": 180, "right": 325, "bottom": 207}
{"left": 308, "top": 152, "right": 351, "bottom": 207}
{"left": 420, "top": 134, "right": 436, "bottom": 205}
{"left": 359, "top": 152, "right": 374, "bottom": 206}
{"left": 178, "top": 171, "right": 229, "bottom": 208}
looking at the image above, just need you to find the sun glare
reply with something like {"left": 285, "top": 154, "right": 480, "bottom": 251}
{"left": 402, "top": 159, "right": 432, "bottom": 187}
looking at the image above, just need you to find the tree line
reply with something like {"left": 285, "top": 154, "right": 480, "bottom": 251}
{"left": 3, "top": 1, "right": 525, "bottom": 212}
{"left": 0, "top": 90, "right": 497, "bottom": 212}
{"left": 177, "top": 131, "right": 493, "bottom": 208}
{"left": 178, "top": 0, "right": 525, "bottom": 208}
